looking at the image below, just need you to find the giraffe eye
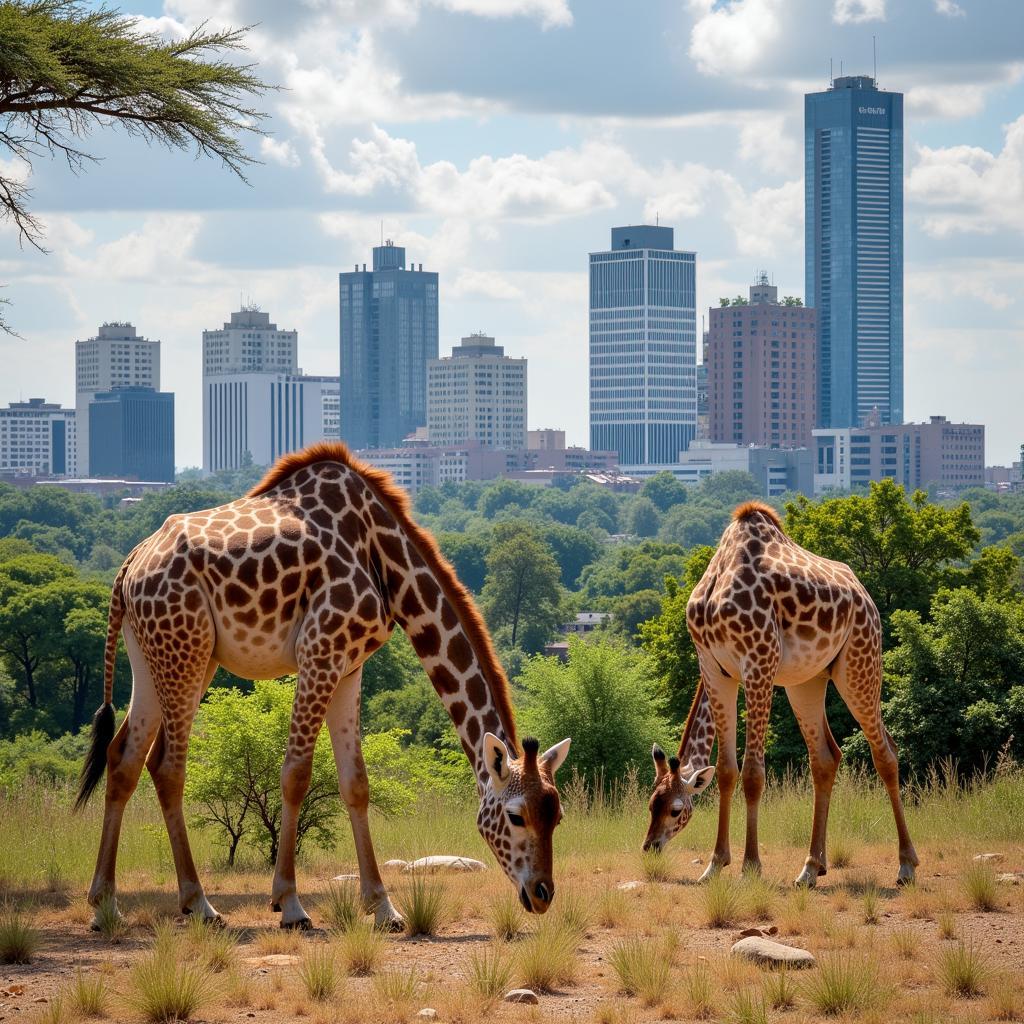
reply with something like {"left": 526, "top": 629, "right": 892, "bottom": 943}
{"left": 670, "top": 807, "right": 683, "bottom": 818}
{"left": 507, "top": 812, "right": 525, "bottom": 828}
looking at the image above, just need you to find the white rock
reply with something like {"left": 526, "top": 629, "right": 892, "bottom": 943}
{"left": 617, "top": 880, "right": 644, "bottom": 892}
{"left": 417, "top": 1009, "right": 438, "bottom": 1019}
{"left": 504, "top": 989, "right": 540, "bottom": 1004}
{"left": 332, "top": 874, "right": 359, "bottom": 882}
{"left": 996, "top": 872, "right": 1022, "bottom": 885}
{"left": 731, "top": 937, "right": 815, "bottom": 969}
{"left": 242, "top": 954, "right": 300, "bottom": 968}
{"left": 974, "top": 853, "right": 1005, "bottom": 863}
{"left": 383, "top": 859, "right": 410, "bottom": 870}
{"left": 404, "top": 856, "right": 486, "bottom": 873}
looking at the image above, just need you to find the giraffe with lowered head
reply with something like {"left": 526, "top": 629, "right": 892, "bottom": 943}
{"left": 76, "top": 442, "right": 570, "bottom": 930}
{"left": 643, "top": 501, "right": 918, "bottom": 888}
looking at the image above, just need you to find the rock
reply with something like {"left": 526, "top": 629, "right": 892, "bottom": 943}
{"left": 731, "top": 937, "right": 816, "bottom": 969}
{"left": 242, "top": 954, "right": 300, "bottom": 968}
{"left": 997, "top": 872, "right": 1022, "bottom": 885}
{"left": 332, "top": 873, "right": 359, "bottom": 882}
{"left": 404, "top": 856, "right": 486, "bottom": 873}
{"left": 505, "top": 989, "right": 540, "bottom": 1005}
{"left": 736, "top": 926, "right": 782, "bottom": 939}
{"left": 974, "top": 853, "right": 1005, "bottom": 863}
{"left": 617, "top": 880, "right": 644, "bottom": 892}
{"left": 417, "top": 1009, "right": 438, "bottom": 1019}
{"left": 383, "top": 859, "right": 410, "bottom": 870}
{"left": 692, "top": 858, "right": 703, "bottom": 865}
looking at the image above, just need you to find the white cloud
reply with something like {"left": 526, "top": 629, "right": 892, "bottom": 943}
{"left": 430, "top": 0, "right": 571, "bottom": 29}
{"left": 905, "top": 65, "right": 1023, "bottom": 119}
{"left": 738, "top": 115, "right": 800, "bottom": 175}
{"left": 260, "top": 137, "right": 301, "bottom": 168}
{"left": 688, "top": 0, "right": 782, "bottom": 77}
{"left": 724, "top": 179, "right": 802, "bottom": 259}
{"left": 908, "top": 115, "right": 1024, "bottom": 236}
{"left": 832, "top": 0, "right": 885, "bottom": 24}
{"left": 450, "top": 269, "right": 524, "bottom": 299}
{"left": 934, "top": 0, "right": 964, "bottom": 15}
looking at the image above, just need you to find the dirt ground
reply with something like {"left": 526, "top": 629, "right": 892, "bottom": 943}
{"left": 2, "top": 840, "right": 1022, "bottom": 1024}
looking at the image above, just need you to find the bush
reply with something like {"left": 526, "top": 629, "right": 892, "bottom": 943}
{"left": 518, "top": 637, "right": 671, "bottom": 789}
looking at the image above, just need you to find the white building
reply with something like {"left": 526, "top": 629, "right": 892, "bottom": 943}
{"left": 202, "top": 307, "right": 339, "bottom": 472}
{"left": 0, "top": 399, "right": 77, "bottom": 477}
{"left": 427, "top": 333, "right": 527, "bottom": 450}
{"left": 75, "top": 322, "right": 159, "bottom": 475}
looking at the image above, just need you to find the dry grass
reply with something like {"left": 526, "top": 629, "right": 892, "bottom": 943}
{"left": 640, "top": 849, "right": 672, "bottom": 882}
{"left": 298, "top": 943, "right": 341, "bottom": 1002}
{"left": 126, "top": 942, "right": 216, "bottom": 1022}
{"left": 699, "top": 874, "right": 742, "bottom": 928}
{"left": 338, "top": 920, "right": 386, "bottom": 976}
{"left": 608, "top": 935, "right": 671, "bottom": 1005}
{"left": 320, "top": 879, "right": 360, "bottom": 932}
{"left": 891, "top": 925, "right": 921, "bottom": 960}
{"left": 487, "top": 889, "right": 524, "bottom": 941}
{"left": 683, "top": 963, "right": 718, "bottom": 1020}
{"left": 466, "top": 944, "right": 514, "bottom": 1004}
{"left": 937, "top": 940, "right": 990, "bottom": 998}
{"left": 0, "top": 905, "right": 40, "bottom": 964}
{"left": 963, "top": 861, "right": 1000, "bottom": 912}
{"left": 987, "top": 974, "right": 1022, "bottom": 1021}
{"left": 68, "top": 969, "right": 109, "bottom": 1018}
{"left": 397, "top": 872, "right": 446, "bottom": 937}
{"left": 515, "top": 918, "right": 579, "bottom": 992}
{"left": 802, "top": 955, "right": 885, "bottom": 1016}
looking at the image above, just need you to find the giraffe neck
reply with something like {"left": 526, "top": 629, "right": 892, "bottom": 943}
{"left": 677, "top": 680, "right": 715, "bottom": 771}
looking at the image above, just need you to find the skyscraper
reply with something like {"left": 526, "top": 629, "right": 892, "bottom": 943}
{"left": 339, "top": 241, "right": 439, "bottom": 449}
{"left": 589, "top": 225, "right": 696, "bottom": 465}
{"left": 806, "top": 75, "right": 903, "bottom": 428}
{"left": 75, "top": 322, "right": 159, "bottom": 475}
{"left": 89, "top": 387, "right": 175, "bottom": 482}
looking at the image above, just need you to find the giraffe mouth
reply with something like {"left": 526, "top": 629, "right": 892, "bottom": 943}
{"left": 519, "top": 884, "right": 533, "bottom": 913}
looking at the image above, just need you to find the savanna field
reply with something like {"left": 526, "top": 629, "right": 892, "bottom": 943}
{"left": 1, "top": 766, "right": 1023, "bottom": 1024}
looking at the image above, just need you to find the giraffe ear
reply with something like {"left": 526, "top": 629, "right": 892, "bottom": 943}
{"left": 652, "top": 744, "right": 668, "bottom": 780}
{"left": 683, "top": 765, "right": 716, "bottom": 796}
{"left": 484, "top": 733, "right": 511, "bottom": 792}
{"left": 540, "top": 738, "right": 571, "bottom": 776}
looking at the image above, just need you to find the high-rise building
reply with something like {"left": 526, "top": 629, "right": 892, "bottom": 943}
{"left": 340, "top": 241, "right": 439, "bottom": 449}
{"left": 75, "top": 322, "right": 160, "bottom": 475}
{"left": 89, "top": 387, "right": 175, "bottom": 482}
{"left": 806, "top": 75, "right": 903, "bottom": 428}
{"left": 202, "top": 307, "right": 339, "bottom": 472}
{"left": 427, "top": 333, "right": 527, "bottom": 450}
{"left": 589, "top": 225, "right": 696, "bottom": 465}
{"left": 707, "top": 275, "right": 817, "bottom": 448}
{"left": 0, "top": 399, "right": 77, "bottom": 477}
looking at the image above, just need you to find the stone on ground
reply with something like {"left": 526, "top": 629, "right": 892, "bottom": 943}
{"left": 332, "top": 873, "right": 359, "bottom": 882}
{"left": 731, "top": 936, "right": 816, "bottom": 968}
{"left": 974, "top": 853, "right": 1005, "bottom": 863}
{"left": 242, "top": 954, "right": 300, "bottom": 968}
{"left": 617, "top": 880, "right": 644, "bottom": 892}
{"left": 504, "top": 989, "right": 540, "bottom": 1004}
{"left": 404, "top": 855, "right": 486, "bottom": 873}
{"left": 417, "top": 1009, "right": 438, "bottom": 1019}
{"left": 383, "top": 859, "right": 410, "bottom": 870}
{"left": 997, "top": 872, "right": 1022, "bottom": 884}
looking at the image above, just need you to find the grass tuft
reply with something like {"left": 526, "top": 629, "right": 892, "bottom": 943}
{"left": 963, "top": 861, "right": 999, "bottom": 912}
{"left": 0, "top": 905, "right": 40, "bottom": 964}
{"left": 515, "top": 918, "right": 578, "bottom": 992}
{"left": 763, "top": 968, "right": 796, "bottom": 1010}
{"left": 69, "top": 969, "right": 108, "bottom": 1018}
{"left": 321, "top": 880, "right": 360, "bottom": 932}
{"left": 987, "top": 974, "right": 1022, "bottom": 1021}
{"left": 861, "top": 882, "right": 880, "bottom": 925}
{"left": 338, "top": 920, "right": 385, "bottom": 976}
{"left": 184, "top": 915, "right": 238, "bottom": 972}
{"left": 938, "top": 940, "right": 990, "bottom": 998}
{"left": 937, "top": 910, "right": 958, "bottom": 940}
{"left": 551, "top": 887, "right": 590, "bottom": 937}
{"left": 488, "top": 890, "right": 524, "bottom": 942}
{"left": 891, "top": 926, "right": 920, "bottom": 960}
{"left": 91, "top": 896, "right": 127, "bottom": 942}
{"left": 741, "top": 873, "right": 777, "bottom": 922}
{"left": 699, "top": 874, "right": 741, "bottom": 928}
{"left": 726, "top": 986, "right": 769, "bottom": 1024}
{"left": 467, "top": 945, "right": 514, "bottom": 1004}
{"left": 298, "top": 944, "right": 341, "bottom": 1002}
{"left": 802, "top": 955, "right": 880, "bottom": 1016}
{"left": 684, "top": 963, "right": 717, "bottom": 1020}
{"left": 641, "top": 849, "right": 672, "bottom": 882}
{"left": 127, "top": 944, "right": 216, "bottom": 1022}
{"left": 373, "top": 967, "right": 420, "bottom": 1008}
{"left": 397, "top": 872, "right": 446, "bottom": 937}
{"left": 828, "top": 837, "right": 854, "bottom": 869}
{"left": 608, "top": 936, "right": 671, "bottom": 1006}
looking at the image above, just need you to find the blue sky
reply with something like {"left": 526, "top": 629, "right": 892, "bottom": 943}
{"left": 1, "top": 0, "right": 1022, "bottom": 468}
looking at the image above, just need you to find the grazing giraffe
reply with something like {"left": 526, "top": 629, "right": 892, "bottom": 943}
{"left": 76, "top": 442, "right": 570, "bottom": 931}
{"left": 643, "top": 501, "right": 918, "bottom": 888}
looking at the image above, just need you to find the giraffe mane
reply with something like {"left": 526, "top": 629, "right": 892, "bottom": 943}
{"left": 249, "top": 442, "right": 519, "bottom": 750}
{"left": 732, "top": 500, "right": 783, "bottom": 530}
{"left": 676, "top": 678, "right": 707, "bottom": 764}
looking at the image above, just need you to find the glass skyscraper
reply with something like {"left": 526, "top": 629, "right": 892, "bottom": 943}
{"left": 589, "top": 226, "right": 696, "bottom": 465}
{"left": 805, "top": 75, "right": 903, "bottom": 429}
{"left": 339, "top": 241, "right": 439, "bottom": 449}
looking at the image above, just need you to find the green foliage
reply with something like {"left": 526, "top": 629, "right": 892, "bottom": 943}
{"left": 518, "top": 637, "right": 671, "bottom": 789}
{"left": 641, "top": 471, "right": 689, "bottom": 513}
{"left": 437, "top": 530, "right": 489, "bottom": 592}
{"left": 579, "top": 541, "right": 687, "bottom": 603}
{"left": 0, "top": 0, "right": 269, "bottom": 256}
{"left": 0, "top": 727, "right": 89, "bottom": 788}
{"left": 607, "top": 588, "right": 663, "bottom": 642}
{"left": 626, "top": 495, "right": 661, "bottom": 537}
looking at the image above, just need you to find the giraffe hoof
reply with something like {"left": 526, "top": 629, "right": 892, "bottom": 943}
{"left": 896, "top": 864, "right": 916, "bottom": 887}
{"left": 280, "top": 916, "right": 313, "bottom": 931}
{"left": 697, "top": 862, "right": 722, "bottom": 884}
{"left": 270, "top": 902, "right": 281, "bottom": 913}
{"left": 794, "top": 868, "right": 818, "bottom": 888}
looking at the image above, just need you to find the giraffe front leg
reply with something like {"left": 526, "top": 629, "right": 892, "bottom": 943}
{"left": 739, "top": 655, "right": 777, "bottom": 877}
{"left": 324, "top": 668, "right": 404, "bottom": 932}
{"left": 699, "top": 671, "right": 739, "bottom": 882}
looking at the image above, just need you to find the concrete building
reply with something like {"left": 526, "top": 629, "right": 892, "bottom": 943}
{"left": 806, "top": 75, "right": 903, "bottom": 428}
{"left": 427, "top": 333, "right": 527, "bottom": 450}
{"left": 0, "top": 399, "right": 77, "bottom": 477}
{"left": 202, "top": 307, "right": 339, "bottom": 472}
{"left": 75, "top": 322, "right": 160, "bottom": 475}
{"left": 812, "top": 416, "right": 984, "bottom": 494}
{"left": 589, "top": 225, "right": 697, "bottom": 464}
{"left": 89, "top": 387, "right": 175, "bottom": 482}
{"left": 340, "top": 241, "right": 439, "bottom": 449}
{"left": 528, "top": 429, "right": 566, "bottom": 451}
{"left": 707, "top": 275, "right": 817, "bottom": 448}
{"left": 622, "top": 441, "right": 812, "bottom": 498}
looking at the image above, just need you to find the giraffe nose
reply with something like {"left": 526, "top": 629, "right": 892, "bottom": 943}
{"left": 535, "top": 880, "right": 552, "bottom": 904}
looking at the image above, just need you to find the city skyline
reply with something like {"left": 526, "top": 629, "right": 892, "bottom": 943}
{"left": 1, "top": 0, "right": 1022, "bottom": 467}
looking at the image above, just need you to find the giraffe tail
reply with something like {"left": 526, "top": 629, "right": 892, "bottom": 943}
{"left": 75, "top": 550, "right": 134, "bottom": 810}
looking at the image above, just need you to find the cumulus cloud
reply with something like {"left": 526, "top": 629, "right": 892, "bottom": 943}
{"left": 260, "top": 137, "right": 301, "bottom": 168}
{"left": 934, "top": 0, "right": 964, "bottom": 15}
{"left": 724, "top": 179, "right": 802, "bottom": 258}
{"left": 738, "top": 116, "right": 800, "bottom": 175}
{"left": 431, "top": 0, "right": 571, "bottom": 29}
{"left": 450, "top": 268, "right": 525, "bottom": 299}
{"left": 688, "top": 0, "right": 782, "bottom": 77}
{"left": 833, "top": 0, "right": 885, "bottom": 24}
{"left": 908, "top": 115, "right": 1024, "bottom": 235}
{"left": 906, "top": 65, "right": 1022, "bottom": 119}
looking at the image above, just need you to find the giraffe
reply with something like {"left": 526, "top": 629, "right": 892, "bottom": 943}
{"left": 643, "top": 501, "right": 918, "bottom": 888}
{"left": 76, "top": 442, "right": 571, "bottom": 931}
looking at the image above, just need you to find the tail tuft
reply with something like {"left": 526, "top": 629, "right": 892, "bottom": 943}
{"left": 75, "top": 703, "right": 116, "bottom": 810}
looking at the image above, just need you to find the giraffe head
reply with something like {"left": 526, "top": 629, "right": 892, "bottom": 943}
{"left": 642, "top": 744, "right": 716, "bottom": 853}
{"left": 477, "top": 733, "right": 570, "bottom": 914}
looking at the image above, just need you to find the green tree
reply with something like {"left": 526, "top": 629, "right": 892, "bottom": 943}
{"left": 518, "top": 637, "right": 671, "bottom": 790}
{"left": 785, "top": 480, "right": 980, "bottom": 627}
{"left": 626, "top": 496, "right": 661, "bottom": 538}
{"left": 697, "top": 470, "right": 761, "bottom": 507}
{"left": 437, "top": 531, "right": 490, "bottom": 593}
{"left": 539, "top": 522, "right": 602, "bottom": 589}
{"left": 0, "top": 0, "right": 269, "bottom": 255}
{"left": 608, "top": 588, "right": 663, "bottom": 642}
{"left": 640, "top": 471, "right": 688, "bottom": 513}
{"left": 360, "top": 629, "right": 427, "bottom": 701}
{"left": 482, "top": 523, "right": 564, "bottom": 652}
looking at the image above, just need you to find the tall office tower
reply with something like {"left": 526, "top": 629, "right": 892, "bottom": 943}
{"left": 427, "top": 333, "right": 527, "bottom": 450}
{"left": 75, "top": 322, "right": 160, "bottom": 475}
{"left": 89, "top": 387, "right": 175, "bottom": 482}
{"left": 202, "top": 307, "right": 338, "bottom": 472}
{"left": 589, "top": 225, "right": 696, "bottom": 465}
{"left": 0, "top": 399, "right": 77, "bottom": 477}
{"left": 707, "top": 275, "right": 817, "bottom": 448}
{"left": 806, "top": 75, "right": 903, "bottom": 428}
{"left": 339, "top": 241, "right": 439, "bottom": 449}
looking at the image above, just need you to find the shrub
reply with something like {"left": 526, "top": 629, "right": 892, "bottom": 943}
{"left": 0, "top": 906, "right": 40, "bottom": 964}
{"left": 397, "top": 872, "right": 446, "bottom": 937}
{"left": 608, "top": 936, "right": 671, "bottom": 1005}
